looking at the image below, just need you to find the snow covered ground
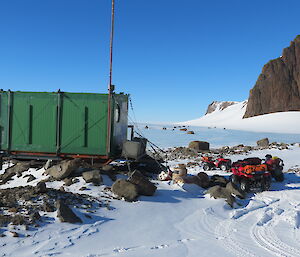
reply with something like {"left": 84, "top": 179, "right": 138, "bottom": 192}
{"left": 179, "top": 101, "right": 300, "bottom": 134}
{"left": 135, "top": 123, "right": 300, "bottom": 149}
{"left": 1, "top": 134, "right": 300, "bottom": 256}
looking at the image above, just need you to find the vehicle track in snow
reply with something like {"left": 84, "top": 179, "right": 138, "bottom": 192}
{"left": 252, "top": 224, "right": 300, "bottom": 257}
{"left": 250, "top": 203, "right": 300, "bottom": 257}
{"left": 214, "top": 196, "right": 283, "bottom": 257}
{"left": 214, "top": 219, "right": 259, "bottom": 257}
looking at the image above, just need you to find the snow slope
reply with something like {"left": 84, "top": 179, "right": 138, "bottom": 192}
{"left": 180, "top": 101, "right": 300, "bottom": 134}
{"left": 1, "top": 145, "right": 300, "bottom": 257}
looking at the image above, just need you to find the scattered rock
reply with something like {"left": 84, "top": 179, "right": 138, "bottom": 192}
{"left": 82, "top": 170, "right": 103, "bottom": 186}
{"left": 35, "top": 182, "right": 47, "bottom": 194}
{"left": 196, "top": 172, "right": 210, "bottom": 188}
{"left": 257, "top": 138, "right": 269, "bottom": 147}
{"left": 56, "top": 199, "right": 82, "bottom": 223}
{"left": 112, "top": 179, "right": 139, "bottom": 201}
{"left": 45, "top": 159, "right": 80, "bottom": 180}
{"left": 0, "top": 162, "right": 30, "bottom": 184}
{"left": 63, "top": 177, "right": 73, "bottom": 186}
{"left": 187, "top": 131, "right": 195, "bottom": 134}
{"left": 26, "top": 175, "right": 36, "bottom": 183}
{"left": 43, "top": 201, "right": 55, "bottom": 212}
{"left": 29, "top": 211, "right": 41, "bottom": 222}
{"left": 128, "top": 170, "right": 157, "bottom": 196}
{"left": 206, "top": 186, "right": 235, "bottom": 207}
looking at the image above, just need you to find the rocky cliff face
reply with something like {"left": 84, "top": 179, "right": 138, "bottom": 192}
{"left": 244, "top": 35, "right": 300, "bottom": 118}
{"left": 206, "top": 101, "right": 237, "bottom": 114}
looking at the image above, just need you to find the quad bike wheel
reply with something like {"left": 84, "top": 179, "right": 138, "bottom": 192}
{"left": 220, "top": 164, "right": 228, "bottom": 171}
{"left": 274, "top": 173, "right": 284, "bottom": 182}
{"left": 203, "top": 163, "right": 210, "bottom": 171}
{"left": 263, "top": 176, "right": 272, "bottom": 191}
{"left": 240, "top": 179, "right": 249, "bottom": 193}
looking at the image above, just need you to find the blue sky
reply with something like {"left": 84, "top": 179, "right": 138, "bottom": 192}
{"left": 0, "top": 0, "right": 299, "bottom": 123}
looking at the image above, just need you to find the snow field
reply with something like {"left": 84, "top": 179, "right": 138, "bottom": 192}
{"left": 1, "top": 145, "right": 300, "bottom": 256}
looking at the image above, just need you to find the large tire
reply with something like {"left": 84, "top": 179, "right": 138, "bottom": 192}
{"left": 240, "top": 179, "right": 249, "bottom": 193}
{"left": 231, "top": 174, "right": 239, "bottom": 185}
{"left": 220, "top": 163, "right": 228, "bottom": 171}
{"left": 274, "top": 172, "right": 284, "bottom": 182}
{"left": 263, "top": 176, "right": 272, "bottom": 191}
{"left": 203, "top": 163, "right": 210, "bottom": 171}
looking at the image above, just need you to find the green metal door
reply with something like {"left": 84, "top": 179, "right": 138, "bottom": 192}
{"left": 10, "top": 92, "right": 57, "bottom": 153}
{"left": 59, "top": 93, "right": 108, "bottom": 155}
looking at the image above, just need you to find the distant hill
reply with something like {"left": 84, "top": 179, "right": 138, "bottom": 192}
{"left": 244, "top": 35, "right": 300, "bottom": 118}
{"left": 180, "top": 101, "right": 300, "bottom": 134}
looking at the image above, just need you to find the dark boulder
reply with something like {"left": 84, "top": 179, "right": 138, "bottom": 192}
{"left": 128, "top": 170, "right": 157, "bottom": 196}
{"left": 45, "top": 159, "right": 80, "bottom": 180}
{"left": 82, "top": 170, "right": 103, "bottom": 186}
{"left": 35, "top": 182, "right": 47, "bottom": 194}
{"left": 56, "top": 199, "right": 82, "bottom": 223}
{"left": 206, "top": 186, "right": 235, "bottom": 207}
{"left": 257, "top": 138, "right": 269, "bottom": 147}
{"left": 111, "top": 179, "right": 139, "bottom": 201}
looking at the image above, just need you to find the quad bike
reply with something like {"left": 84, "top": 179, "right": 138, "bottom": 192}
{"left": 264, "top": 155, "right": 284, "bottom": 182}
{"left": 201, "top": 156, "right": 232, "bottom": 171}
{"left": 231, "top": 157, "right": 262, "bottom": 168}
{"left": 231, "top": 163, "right": 272, "bottom": 193}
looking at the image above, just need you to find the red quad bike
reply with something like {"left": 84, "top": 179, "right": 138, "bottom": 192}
{"left": 201, "top": 156, "right": 232, "bottom": 171}
{"left": 264, "top": 155, "right": 285, "bottom": 182}
{"left": 231, "top": 158, "right": 272, "bottom": 193}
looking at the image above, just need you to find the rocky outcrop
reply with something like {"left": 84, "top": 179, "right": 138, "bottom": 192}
{"left": 206, "top": 101, "right": 237, "bottom": 114}
{"left": 244, "top": 35, "right": 300, "bottom": 118}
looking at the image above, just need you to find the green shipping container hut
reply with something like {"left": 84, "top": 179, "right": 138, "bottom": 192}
{"left": 0, "top": 90, "right": 129, "bottom": 160}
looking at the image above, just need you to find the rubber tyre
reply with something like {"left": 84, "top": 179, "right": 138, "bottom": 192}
{"left": 203, "top": 163, "right": 210, "bottom": 171}
{"left": 240, "top": 179, "right": 249, "bottom": 193}
{"left": 274, "top": 172, "right": 284, "bottom": 182}
{"left": 220, "top": 164, "right": 227, "bottom": 171}
{"left": 263, "top": 176, "right": 272, "bottom": 191}
{"left": 231, "top": 174, "right": 239, "bottom": 185}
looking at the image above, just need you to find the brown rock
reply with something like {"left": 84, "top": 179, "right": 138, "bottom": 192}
{"left": 111, "top": 179, "right": 139, "bottom": 201}
{"left": 128, "top": 170, "right": 157, "bottom": 196}
{"left": 56, "top": 199, "right": 82, "bottom": 223}
{"left": 257, "top": 138, "right": 269, "bottom": 147}
{"left": 82, "top": 170, "right": 103, "bottom": 186}
{"left": 244, "top": 35, "right": 300, "bottom": 118}
{"left": 45, "top": 159, "right": 80, "bottom": 180}
{"left": 187, "top": 131, "right": 195, "bottom": 134}
{"left": 206, "top": 186, "right": 235, "bottom": 207}
{"left": 35, "top": 182, "right": 47, "bottom": 194}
